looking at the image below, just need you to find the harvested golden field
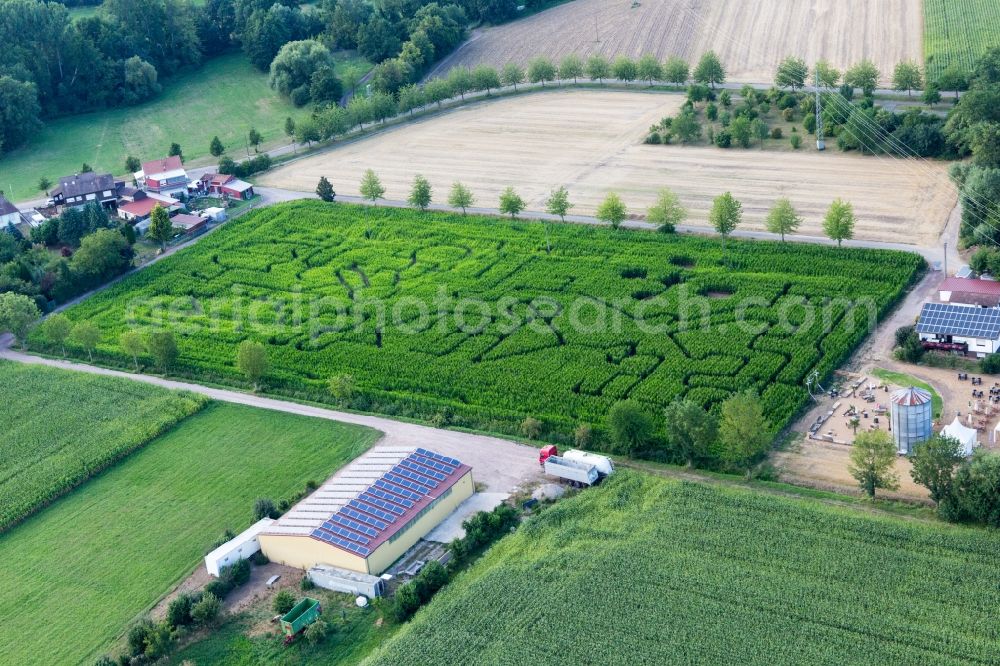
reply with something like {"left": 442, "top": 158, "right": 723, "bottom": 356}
{"left": 428, "top": 0, "right": 923, "bottom": 84}
{"left": 260, "top": 90, "right": 955, "bottom": 246}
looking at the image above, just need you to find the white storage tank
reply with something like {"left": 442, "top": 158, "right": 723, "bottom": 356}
{"left": 890, "top": 386, "right": 933, "bottom": 455}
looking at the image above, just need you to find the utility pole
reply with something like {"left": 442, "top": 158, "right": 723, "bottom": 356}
{"left": 944, "top": 241, "right": 948, "bottom": 277}
{"left": 815, "top": 67, "right": 825, "bottom": 151}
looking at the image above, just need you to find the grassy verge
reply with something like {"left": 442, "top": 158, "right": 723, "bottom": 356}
{"left": 0, "top": 402, "right": 380, "bottom": 666}
{"left": 870, "top": 367, "right": 944, "bottom": 417}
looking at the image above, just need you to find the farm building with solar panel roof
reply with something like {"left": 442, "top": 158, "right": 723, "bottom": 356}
{"left": 258, "top": 447, "right": 473, "bottom": 575}
{"left": 916, "top": 302, "right": 1000, "bottom": 358}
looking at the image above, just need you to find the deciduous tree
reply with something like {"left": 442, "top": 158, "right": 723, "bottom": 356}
{"left": 606, "top": 400, "right": 654, "bottom": 455}
{"left": 585, "top": 55, "right": 610, "bottom": 83}
{"left": 663, "top": 398, "right": 718, "bottom": 467}
{"left": 448, "top": 182, "right": 475, "bottom": 214}
{"left": 823, "top": 198, "right": 855, "bottom": 247}
{"left": 663, "top": 56, "right": 689, "bottom": 86}
{"left": 764, "top": 198, "right": 801, "bottom": 241}
{"left": 637, "top": 53, "right": 662, "bottom": 86}
{"left": 611, "top": 56, "right": 637, "bottom": 85}
{"left": 472, "top": 65, "right": 501, "bottom": 94}
{"left": 121, "top": 330, "right": 145, "bottom": 370}
{"left": 558, "top": 54, "right": 584, "bottom": 84}
{"left": 360, "top": 169, "right": 385, "bottom": 203}
{"left": 892, "top": 60, "right": 923, "bottom": 96}
{"left": 498, "top": 186, "right": 525, "bottom": 218}
{"left": 125, "top": 156, "right": 141, "bottom": 174}
{"left": 709, "top": 191, "right": 742, "bottom": 253}
{"left": 693, "top": 50, "right": 725, "bottom": 88}
{"left": 0, "top": 292, "right": 40, "bottom": 349}
{"left": 148, "top": 205, "right": 173, "bottom": 251}
{"left": 545, "top": 186, "right": 573, "bottom": 222}
{"left": 237, "top": 340, "right": 269, "bottom": 390}
{"left": 647, "top": 188, "right": 686, "bottom": 232}
{"left": 408, "top": 174, "right": 432, "bottom": 211}
{"left": 527, "top": 57, "right": 557, "bottom": 86}
{"left": 596, "top": 192, "right": 627, "bottom": 229}
{"left": 910, "top": 435, "right": 963, "bottom": 505}
{"left": 41, "top": 314, "right": 72, "bottom": 356}
{"left": 849, "top": 429, "right": 899, "bottom": 498}
{"left": 70, "top": 321, "right": 100, "bottom": 361}
{"left": 718, "top": 391, "right": 770, "bottom": 478}
{"left": 501, "top": 62, "right": 525, "bottom": 91}
{"left": 844, "top": 60, "right": 880, "bottom": 96}
{"left": 147, "top": 330, "right": 178, "bottom": 372}
{"left": 775, "top": 56, "right": 807, "bottom": 90}
{"left": 814, "top": 59, "right": 841, "bottom": 88}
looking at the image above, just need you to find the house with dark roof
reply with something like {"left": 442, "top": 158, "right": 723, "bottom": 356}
{"left": 938, "top": 277, "right": 1000, "bottom": 308}
{"left": 0, "top": 194, "right": 20, "bottom": 228}
{"left": 135, "top": 156, "right": 188, "bottom": 197}
{"left": 50, "top": 173, "right": 119, "bottom": 210}
{"left": 916, "top": 302, "right": 1000, "bottom": 357}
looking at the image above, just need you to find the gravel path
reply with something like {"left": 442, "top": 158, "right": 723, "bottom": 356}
{"left": 0, "top": 344, "right": 543, "bottom": 495}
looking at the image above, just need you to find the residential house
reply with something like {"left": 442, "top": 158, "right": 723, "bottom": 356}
{"left": 0, "top": 194, "right": 20, "bottom": 228}
{"left": 118, "top": 191, "right": 181, "bottom": 224}
{"left": 197, "top": 173, "right": 255, "bottom": 200}
{"left": 938, "top": 277, "right": 1000, "bottom": 308}
{"left": 50, "top": 172, "right": 119, "bottom": 210}
{"left": 135, "top": 156, "right": 188, "bottom": 197}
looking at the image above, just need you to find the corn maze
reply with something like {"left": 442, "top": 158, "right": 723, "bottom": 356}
{"left": 365, "top": 472, "right": 1000, "bottom": 665}
{"left": 0, "top": 361, "right": 207, "bottom": 532}
{"left": 52, "top": 201, "right": 922, "bottom": 436}
{"left": 924, "top": 0, "right": 1000, "bottom": 79}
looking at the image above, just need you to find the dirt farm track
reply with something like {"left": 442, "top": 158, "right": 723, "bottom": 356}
{"left": 261, "top": 90, "right": 955, "bottom": 245}
{"left": 427, "top": 0, "right": 924, "bottom": 84}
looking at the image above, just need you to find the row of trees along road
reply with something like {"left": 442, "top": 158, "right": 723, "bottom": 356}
{"left": 323, "top": 170, "right": 856, "bottom": 246}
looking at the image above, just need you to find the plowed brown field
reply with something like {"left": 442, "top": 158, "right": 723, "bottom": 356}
{"left": 260, "top": 90, "right": 955, "bottom": 246}
{"left": 428, "top": 0, "right": 923, "bottom": 85}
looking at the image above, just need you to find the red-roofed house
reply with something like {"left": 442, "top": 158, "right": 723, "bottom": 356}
{"left": 938, "top": 277, "right": 1000, "bottom": 308}
{"left": 117, "top": 192, "right": 181, "bottom": 223}
{"left": 197, "top": 172, "right": 255, "bottom": 200}
{"left": 135, "top": 156, "right": 188, "bottom": 197}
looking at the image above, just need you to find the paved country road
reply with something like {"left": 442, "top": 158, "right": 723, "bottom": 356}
{"left": 0, "top": 340, "right": 542, "bottom": 495}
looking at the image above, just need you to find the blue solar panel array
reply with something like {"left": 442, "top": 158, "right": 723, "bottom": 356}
{"left": 311, "top": 450, "right": 465, "bottom": 557}
{"left": 916, "top": 303, "right": 1000, "bottom": 338}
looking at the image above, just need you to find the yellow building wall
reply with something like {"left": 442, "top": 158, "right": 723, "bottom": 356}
{"left": 259, "top": 533, "right": 369, "bottom": 574}
{"left": 258, "top": 471, "right": 475, "bottom": 576}
{"left": 367, "top": 471, "right": 475, "bottom": 575}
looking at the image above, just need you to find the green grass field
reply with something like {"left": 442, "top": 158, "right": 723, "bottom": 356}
{"left": 924, "top": 0, "right": 1000, "bottom": 79}
{"left": 0, "top": 53, "right": 310, "bottom": 202}
{"left": 0, "top": 401, "right": 379, "bottom": 665}
{"left": 0, "top": 361, "right": 207, "bottom": 532}
{"left": 47, "top": 201, "right": 923, "bottom": 439}
{"left": 365, "top": 472, "right": 1000, "bottom": 665}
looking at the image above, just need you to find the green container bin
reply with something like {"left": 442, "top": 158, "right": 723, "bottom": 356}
{"left": 280, "top": 597, "right": 322, "bottom": 637}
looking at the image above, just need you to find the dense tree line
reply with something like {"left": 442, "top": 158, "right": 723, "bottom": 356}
{"left": 1, "top": 203, "right": 134, "bottom": 309}
{"left": 945, "top": 49, "right": 1000, "bottom": 247}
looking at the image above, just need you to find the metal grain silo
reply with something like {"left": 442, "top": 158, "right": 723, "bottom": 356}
{"left": 890, "top": 387, "right": 933, "bottom": 455}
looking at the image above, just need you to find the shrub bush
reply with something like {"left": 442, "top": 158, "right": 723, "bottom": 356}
{"left": 191, "top": 592, "right": 222, "bottom": 625}
{"left": 273, "top": 589, "right": 296, "bottom": 615}
{"left": 782, "top": 107, "right": 795, "bottom": 122}
{"left": 770, "top": 127, "right": 783, "bottom": 139}
{"left": 714, "top": 129, "right": 732, "bottom": 148}
{"left": 305, "top": 619, "right": 329, "bottom": 644}
{"left": 981, "top": 353, "right": 1000, "bottom": 374}
{"left": 250, "top": 550, "right": 269, "bottom": 566}
{"left": 301, "top": 575, "right": 316, "bottom": 590}
{"left": 790, "top": 134, "right": 802, "bottom": 149}
{"left": 205, "top": 579, "right": 232, "bottom": 599}
{"left": 645, "top": 132, "right": 662, "bottom": 144}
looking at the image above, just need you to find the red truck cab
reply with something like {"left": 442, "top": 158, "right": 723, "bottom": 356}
{"left": 539, "top": 445, "right": 558, "bottom": 466}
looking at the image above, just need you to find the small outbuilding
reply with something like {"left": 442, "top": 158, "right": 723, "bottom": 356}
{"left": 916, "top": 302, "right": 1000, "bottom": 358}
{"left": 890, "top": 386, "right": 933, "bottom": 455}
{"left": 204, "top": 518, "right": 274, "bottom": 577}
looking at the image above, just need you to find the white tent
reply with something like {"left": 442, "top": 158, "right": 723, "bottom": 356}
{"left": 943, "top": 418, "right": 978, "bottom": 457}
